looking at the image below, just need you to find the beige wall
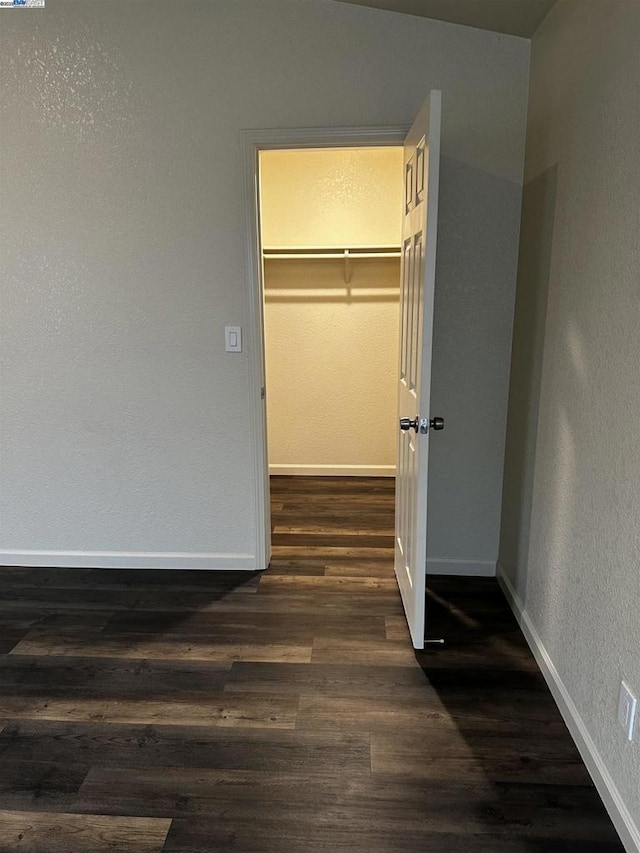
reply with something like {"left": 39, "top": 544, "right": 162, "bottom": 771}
{"left": 499, "top": 1, "right": 640, "bottom": 846}
{"left": 260, "top": 148, "right": 403, "bottom": 248}
{"left": 260, "top": 148, "right": 402, "bottom": 475}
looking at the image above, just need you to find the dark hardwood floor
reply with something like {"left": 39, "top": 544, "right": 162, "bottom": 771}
{"left": 0, "top": 476, "right": 623, "bottom": 852}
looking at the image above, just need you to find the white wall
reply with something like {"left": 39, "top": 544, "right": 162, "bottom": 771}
{"left": 0, "top": 0, "right": 529, "bottom": 571}
{"left": 499, "top": 1, "right": 640, "bottom": 847}
{"left": 261, "top": 147, "right": 401, "bottom": 476}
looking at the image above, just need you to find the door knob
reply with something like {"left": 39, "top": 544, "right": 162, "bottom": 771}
{"left": 401, "top": 416, "right": 445, "bottom": 433}
{"left": 399, "top": 417, "right": 419, "bottom": 432}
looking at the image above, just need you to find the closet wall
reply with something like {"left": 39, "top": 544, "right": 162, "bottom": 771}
{"left": 260, "top": 147, "right": 403, "bottom": 476}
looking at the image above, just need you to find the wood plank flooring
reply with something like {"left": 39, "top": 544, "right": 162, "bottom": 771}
{"left": 0, "top": 476, "right": 623, "bottom": 852}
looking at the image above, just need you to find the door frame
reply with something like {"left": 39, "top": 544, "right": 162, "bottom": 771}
{"left": 242, "top": 125, "right": 409, "bottom": 570}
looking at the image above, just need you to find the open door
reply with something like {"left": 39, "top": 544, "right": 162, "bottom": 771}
{"left": 395, "top": 90, "right": 444, "bottom": 649}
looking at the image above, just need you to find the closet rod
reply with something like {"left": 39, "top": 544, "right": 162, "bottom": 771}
{"left": 263, "top": 251, "right": 401, "bottom": 260}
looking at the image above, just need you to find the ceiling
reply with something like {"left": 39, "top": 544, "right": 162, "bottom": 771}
{"left": 333, "top": 0, "right": 557, "bottom": 38}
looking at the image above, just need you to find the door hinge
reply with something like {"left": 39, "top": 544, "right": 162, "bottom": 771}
{"left": 261, "top": 386, "right": 266, "bottom": 400}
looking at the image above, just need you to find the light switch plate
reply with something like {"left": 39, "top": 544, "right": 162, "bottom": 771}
{"left": 618, "top": 681, "right": 637, "bottom": 742}
{"left": 225, "top": 326, "right": 242, "bottom": 353}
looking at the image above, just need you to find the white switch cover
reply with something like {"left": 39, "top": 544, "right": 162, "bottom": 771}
{"left": 225, "top": 326, "right": 242, "bottom": 353}
{"left": 618, "top": 681, "right": 637, "bottom": 742}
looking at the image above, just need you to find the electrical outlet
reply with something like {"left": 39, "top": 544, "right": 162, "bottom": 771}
{"left": 618, "top": 681, "right": 637, "bottom": 742}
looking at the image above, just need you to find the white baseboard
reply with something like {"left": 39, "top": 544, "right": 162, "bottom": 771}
{"left": 0, "top": 550, "right": 257, "bottom": 571}
{"left": 427, "top": 558, "right": 496, "bottom": 577}
{"left": 269, "top": 464, "right": 395, "bottom": 477}
{"left": 497, "top": 563, "right": 640, "bottom": 853}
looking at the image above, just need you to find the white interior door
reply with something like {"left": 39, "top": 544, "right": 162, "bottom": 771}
{"left": 395, "top": 90, "right": 443, "bottom": 649}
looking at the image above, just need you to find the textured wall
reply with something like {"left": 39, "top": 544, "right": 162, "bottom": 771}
{"left": 264, "top": 259, "right": 400, "bottom": 473}
{"left": 261, "top": 148, "right": 401, "bottom": 474}
{"left": 0, "top": 0, "right": 529, "bottom": 568}
{"left": 428, "top": 156, "right": 523, "bottom": 572}
{"left": 260, "top": 147, "right": 403, "bottom": 249}
{"left": 499, "top": 0, "right": 640, "bottom": 836}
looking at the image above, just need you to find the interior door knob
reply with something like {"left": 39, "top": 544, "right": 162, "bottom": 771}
{"left": 399, "top": 417, "right": 419, "bottom": 433}
{"left": 429, "top": 416, "right": 445, "bottom": 431}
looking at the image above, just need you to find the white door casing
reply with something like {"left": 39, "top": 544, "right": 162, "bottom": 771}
{"left": 394, "top": 91, "right": 443, "bottom": 649}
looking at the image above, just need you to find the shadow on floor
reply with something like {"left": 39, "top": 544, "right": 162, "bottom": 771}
{"left": 412, "top": 576, "right": 624, "bottom": 852}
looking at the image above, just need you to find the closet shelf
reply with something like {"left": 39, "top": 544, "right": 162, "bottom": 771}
{"left": 263, "top": 246, "right": 400, "bottom": 258}
{"left": 262, "top": 246, "right": 401, "bottom": 284}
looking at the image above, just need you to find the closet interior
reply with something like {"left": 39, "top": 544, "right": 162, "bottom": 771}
{"left": 259, "top": 146, "right": 403, "bottom": 477}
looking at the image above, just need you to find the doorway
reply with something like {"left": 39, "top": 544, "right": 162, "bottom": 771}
{"left": 243, "top": 95, "right": 442, "bottom": 649}
{"left": 259, "top": 146, "right": 403, "bottom": 481}
{"left": 257, "top": 144, "right": 403, "bottom": 581}
{"left": 241, "top": 127, "right": 408, "bottom": 571}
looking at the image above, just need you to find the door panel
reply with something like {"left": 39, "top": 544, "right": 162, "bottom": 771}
{"left": 394, "top": 91, "right": 442, "bottom": 649}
